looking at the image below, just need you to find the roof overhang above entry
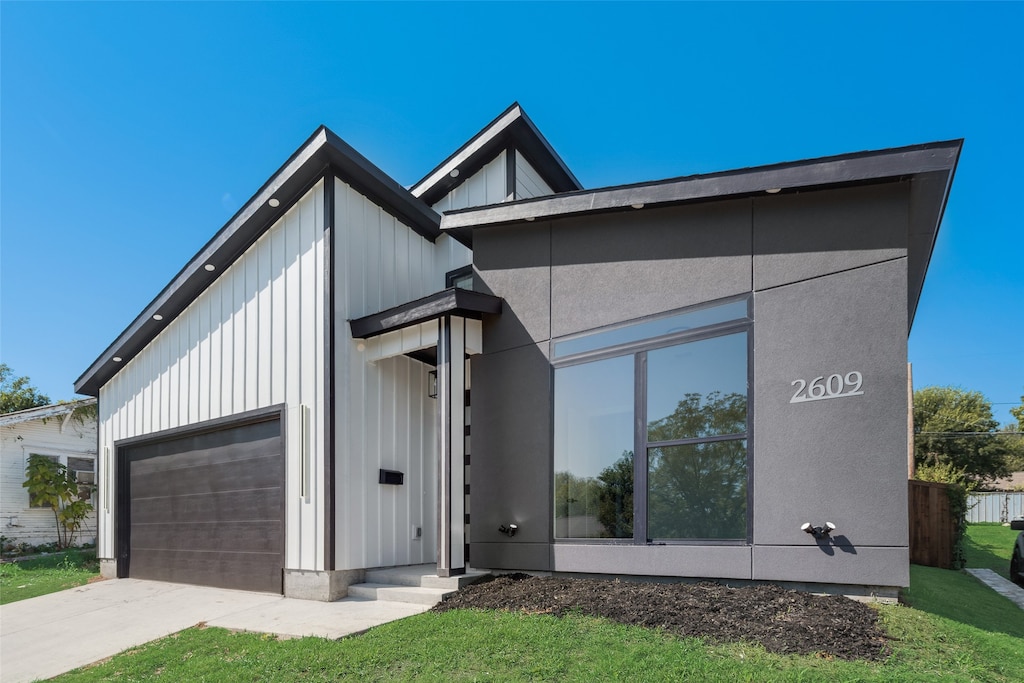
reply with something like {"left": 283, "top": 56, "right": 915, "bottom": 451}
{"left": 440, "top": 139, "right": 963, "bottom": 331}
{"left": 349, "top": 288, "right": 502, "bottom": 340}
{"left": 75, "top": 126, "right": 441, "bottom": 397}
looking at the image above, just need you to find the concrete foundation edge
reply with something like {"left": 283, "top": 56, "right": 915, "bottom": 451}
{"left": 283, "top": 568, "right": 365, "bottom": 601}
{"left": 100, "top": 558, "right": 117, "bottom": 579}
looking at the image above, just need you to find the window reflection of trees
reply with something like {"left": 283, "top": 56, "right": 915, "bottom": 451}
{"left": 555, "top": 390, "right": 747, "bottom": 540}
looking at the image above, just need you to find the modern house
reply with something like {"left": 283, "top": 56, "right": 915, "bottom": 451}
{"left": 75, "top": 104, "right": 960, "bottom": 600}
{"left": 1, "top": 398, "right": 98, "bottom": 547}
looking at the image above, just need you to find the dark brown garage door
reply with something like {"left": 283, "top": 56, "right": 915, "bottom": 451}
{"left": 120, "top": 415, "right": 284, "bottom": 593}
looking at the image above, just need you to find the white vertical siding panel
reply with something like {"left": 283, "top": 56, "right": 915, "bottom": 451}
{"left": 430, "top": 151, "right": 507, "bottom": 213}
{"left": 208, "top": 283, "right": 222, "bottom": 421}
{"left": 219, "top": 271, "right": 234, "bottom": 418}
{"left": 515, "top": 150, "right": 554, "bottom": 199}
{"left": 233, "top": 262, "right": 247, "bottom": 413}
{"left": 197, "top": 293, "right": 211, "bottom": 422}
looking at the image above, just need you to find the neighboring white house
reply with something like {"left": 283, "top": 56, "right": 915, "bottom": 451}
{"left": 0, "top": 399, "right": 98, "bottom": 547}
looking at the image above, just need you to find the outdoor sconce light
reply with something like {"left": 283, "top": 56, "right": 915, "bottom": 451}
{"left": 499, "top": 523, "right": 518, "bottom": 537}
{"left": 801, "top": 522, "right": 836, "bottom": 539}
{"left": 427, "top": 370, "right": 438, "bottom": 399}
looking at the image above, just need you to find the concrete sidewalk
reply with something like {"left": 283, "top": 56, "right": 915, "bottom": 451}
{"left": 0, "top": 578, "right": 429, "bottom": 683}
{"left": 963, "top": 568, "right": 1024, "bottom": 610}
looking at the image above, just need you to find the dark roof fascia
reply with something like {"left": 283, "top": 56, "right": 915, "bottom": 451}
{"left": 410, "top": 102, "right": 582, "bottom": 207}
{"left": 440, "top": 140, "right": 963, "bottom": 245}
{"left": 75, "top": 127, "right": 440, "bottom": 397}
{"left": 349, "top": 288, "right": 503, "bottom": 340}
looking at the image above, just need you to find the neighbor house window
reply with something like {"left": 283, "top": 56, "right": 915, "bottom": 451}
{"left": 27, "top": 454, "right": 96, "bottom": 507}
{"left": 553, "top": 298, "right": 751, "bottom": 543}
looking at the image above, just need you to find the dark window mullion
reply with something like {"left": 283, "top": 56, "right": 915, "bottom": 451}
{"left": 648, "top": 432, "right": 748, "bottom": 449}
{"left": 635, "top": 351, "right": 649, "bottom": 545}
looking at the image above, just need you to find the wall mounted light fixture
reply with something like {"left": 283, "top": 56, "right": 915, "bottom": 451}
{"left": 428, "top": 370, "right": 438, "bottom": 399}
{"left": 801, "top": 522, "right": 836, "bottom": 539}
{"left": 499, "top": 523, "right": 518, "bottom": 537}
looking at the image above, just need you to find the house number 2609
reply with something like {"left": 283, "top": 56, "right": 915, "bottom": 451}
{"left": 790, "top": 372, "right": 863, "bottom": 403}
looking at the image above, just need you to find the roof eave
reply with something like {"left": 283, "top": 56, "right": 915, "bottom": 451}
{"left": 0, "top": 398, "right": 97, "bottom": 427}
{"left": 75, "top": 127, "right": 440, "bottom": 397}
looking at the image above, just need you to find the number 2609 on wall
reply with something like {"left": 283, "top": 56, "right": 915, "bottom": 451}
{"left": 790, "top": 372, "right": 863, "bottom": 403}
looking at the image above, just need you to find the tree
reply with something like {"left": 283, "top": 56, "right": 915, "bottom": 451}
{"left": 1011, "top": 394, "right": 1024, "bottom": 432}
{"left": 0, "top": 364, "right": 50, "bottom": 414}
{"left": 913, "top": 386, "right": 1011, "bottom": 485}
{"left": 23, "top": 454, "right": 94, "bottom": 548}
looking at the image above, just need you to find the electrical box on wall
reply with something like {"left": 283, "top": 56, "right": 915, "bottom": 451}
{"left": 379, "top": 469, "right": 404, "bottom": 485}
{"left": 412, "top": 524, "right": 422, "bottom": 540}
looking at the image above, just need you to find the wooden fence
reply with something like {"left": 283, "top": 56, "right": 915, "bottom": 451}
{"left": 908, "top": 479, "right": 957, "bottom": 569}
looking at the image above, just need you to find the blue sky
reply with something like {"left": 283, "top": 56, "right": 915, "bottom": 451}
{"left": 1, "top": 2, "right": 1021, "bottom": 424}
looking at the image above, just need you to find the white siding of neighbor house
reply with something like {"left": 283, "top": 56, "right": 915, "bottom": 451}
{"left": 431, "top": 150, "right": 510, "bottom": 212}
{"left": 1, "top": 415, "right": 98, "bottom": 547}
{"left": 334, "top": 177, "right": 470, "bottom": 570}
{"left": 97, "top": 180, "right": 327, "bottom": 571}
{"left": 515, "top": 150, "right": 554, "bottom": 199}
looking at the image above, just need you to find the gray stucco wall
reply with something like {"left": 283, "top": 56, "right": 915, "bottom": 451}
{"left": 470, "top": 181, "right": 913, "bottom": 588}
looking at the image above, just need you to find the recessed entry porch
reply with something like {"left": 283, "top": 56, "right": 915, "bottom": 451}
{"left": 349, "top": 287, "right": 502, "bottom": 578}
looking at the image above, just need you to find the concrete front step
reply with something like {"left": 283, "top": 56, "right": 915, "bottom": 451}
{"left": 364, "top": 564, "right": 489, "bottom": 591}
{"left": 347, "top": 583, "right": 453, "bottom": 606}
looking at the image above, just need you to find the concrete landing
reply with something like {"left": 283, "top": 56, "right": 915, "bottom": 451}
{"left": 963, "top": 568, "right": 1024, "bottom": 610}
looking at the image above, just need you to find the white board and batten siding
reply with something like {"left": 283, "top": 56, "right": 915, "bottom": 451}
{"left": 431, "top": 150, "right": 510, "bottom": 213}
{"left": 1, "top": 414, "right": 98, "bottom": 546}
{"left": 515, "top": 150, "right": 554, "bottom": 199}
{"left": 97, "top": 180, "right": 327, "bottom": 571}
{"left": 335, "top": 177, "right": 471, "bottom": 571}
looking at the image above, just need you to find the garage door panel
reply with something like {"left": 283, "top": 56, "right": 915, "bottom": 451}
{"left": 130, "top": 488, "right": 281, "bottom": 525}
{"left": 123, "top": 415, "right": 285, "bottom": 594}
{"left": 129, "top": 548, "right": 282, "bottom": 594}
{"left": 130, "top": 452, "right": 282, "bottom": 498}
{"left": 132, "top": 520, "right": 283, "bottom": 553}
{"left": 129, "top": 435, "right": 279, "bottom": 475}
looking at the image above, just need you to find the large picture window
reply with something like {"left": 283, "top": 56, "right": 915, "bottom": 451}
{"left": 553, "top": 298, "right": 751, "bottom": 543}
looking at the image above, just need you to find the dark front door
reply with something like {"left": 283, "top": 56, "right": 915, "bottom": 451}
{"left": 119, "top": 415, "right": 285, "bottom": 593}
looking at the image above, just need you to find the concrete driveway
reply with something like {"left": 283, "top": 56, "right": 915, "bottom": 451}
{"left": 0, "top": 578, "right": 428, "bottom": 683}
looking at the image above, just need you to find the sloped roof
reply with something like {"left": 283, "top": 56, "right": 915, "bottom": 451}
{"left": 0, "top": 398, "right": 97, "bottom": 427}
{"left": 441, "top": 139, "right": 963, "bottom": 330}
{"left": 75, "top": 126, "right": 441, "bottom": 397}
{"left": 411, "top": 102, "right": 582, "bottom": 206}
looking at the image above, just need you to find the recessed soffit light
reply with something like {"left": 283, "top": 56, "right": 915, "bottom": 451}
{"left": 204, "top": 264, "right": 216, "bottom": 272}
{"left": 449, "top": 169, "right": 460, "bottom": 178}
{"left": 153, "top": 314, "right": 163, "bottom": 321}
{"left": 268, "top": 198, "right": 281, "bottom": 208}
{"left": 631, "top": 203, "right": 645, "bottom": 210}
{"left": 765, "top": 188, "right": 782, "bottom": 194}
{"left": 112, "top": 356, "right": 123, "bottom": 362}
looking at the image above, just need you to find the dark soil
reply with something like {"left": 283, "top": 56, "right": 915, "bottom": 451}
{"left": 432, "top": 574, "right": 889, "bottom": 661}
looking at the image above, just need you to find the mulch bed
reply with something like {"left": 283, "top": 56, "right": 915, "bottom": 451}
{"left": 432, "top": 574, "right": 889, "bottom": 661}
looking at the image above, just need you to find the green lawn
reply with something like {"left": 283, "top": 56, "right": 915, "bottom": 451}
{"left": 50, "top": 564, "right": 1024, "bottom": 683}
{"left": 964, "top": 522, "right": 1018, "bottom": 579}
{"left": 0, "top": 549, "right": 100, "bottom": 604}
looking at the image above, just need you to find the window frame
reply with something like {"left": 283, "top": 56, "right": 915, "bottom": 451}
{"left": 551, "top": 296, "right": 753, "bottom": 546}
